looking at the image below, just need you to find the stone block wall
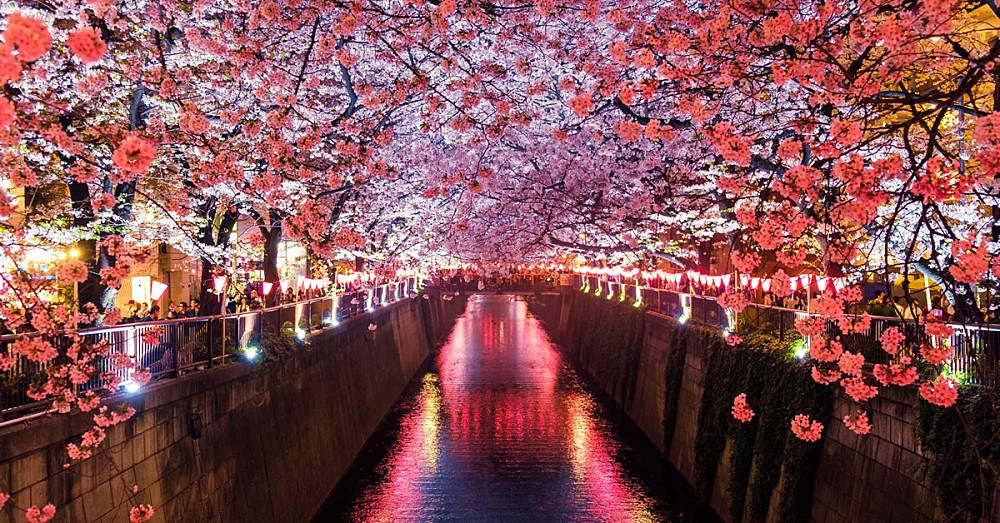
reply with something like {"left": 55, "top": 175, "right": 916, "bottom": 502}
{"left": 0, "top": 293, "right": 467, "bottom": 523}
{"left": 542, "top": 290, "right": 944, "bottom": 523}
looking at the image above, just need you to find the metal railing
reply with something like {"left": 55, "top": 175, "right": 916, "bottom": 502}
{"left": 574, "top": 274, "right": 1000, "bottom": 386}
{"left": 0, "top": 277, "right": 421, "bottom": 420}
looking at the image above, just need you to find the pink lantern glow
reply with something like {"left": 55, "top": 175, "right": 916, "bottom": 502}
{"left": 151, "top": 281, "right": 168, "bottom": 300}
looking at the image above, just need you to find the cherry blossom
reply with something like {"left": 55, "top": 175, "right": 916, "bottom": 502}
{"left": 25, "top": 504, "right": 56, "bottom": 523}
{"left": 731, "top": 393, "right": 755, "bottom": 422}
{"left": 790, "top": 414, "right": 824, "bottom": 443}
{"left": 843, "top": 410, "right": 872, "bottom": 436}
{"left": 919, "top": 375, "right": 960, "bottom": 408}
{"left": 66, "top": 27, "right": 106, "bottom": 63}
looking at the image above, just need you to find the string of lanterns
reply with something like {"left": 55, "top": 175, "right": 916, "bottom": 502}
{"left": 575, "top": 266, "right": 850, "bottom": 293}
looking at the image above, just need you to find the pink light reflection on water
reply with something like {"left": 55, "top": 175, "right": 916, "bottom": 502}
{"left": 347, "top": 295, "right": 662, "bottom": 522}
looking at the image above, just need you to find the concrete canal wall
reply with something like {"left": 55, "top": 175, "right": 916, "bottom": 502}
{"left": 0, "top": 291, "right": 467, "bottom": 523}
{"left": 530, "top": 289, "right": 942, "bottom": 523}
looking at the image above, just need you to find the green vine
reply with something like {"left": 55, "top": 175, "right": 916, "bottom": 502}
{"left": 917, "top": 386, "right": 1000, "bottom": 523}
{"left": 661, "top": 320, "right": 686, "bottom": 451}
{"left": 558, "top": 292, "right": 645, "bottom": 405}
{"left": 694, "top": 331, "right": 833, "bottom": 523}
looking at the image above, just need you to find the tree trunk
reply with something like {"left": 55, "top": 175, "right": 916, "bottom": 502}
{"left": 261, "top": 211, "right": 283, "bottom": 307}
{"left": 197, "top": 206, "right": 239, "bottom": 316}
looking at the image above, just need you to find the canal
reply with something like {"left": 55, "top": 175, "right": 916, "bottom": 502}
{"left": 316, "top": 294, "right": 714, "bottom": 522}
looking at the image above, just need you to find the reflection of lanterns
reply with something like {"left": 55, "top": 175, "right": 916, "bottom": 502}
{"left": 151, "top": 281, "right": 168, "bottom": 300}
{"left": 213, "top": 275, "right": 227, "bottom": 293}
{"left": 262, "top": 281, "right": 273, "bottom": 296}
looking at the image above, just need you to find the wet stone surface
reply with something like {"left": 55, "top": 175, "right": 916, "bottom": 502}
{"left": 316, "top": 294, "right": 710, "bottom": 523}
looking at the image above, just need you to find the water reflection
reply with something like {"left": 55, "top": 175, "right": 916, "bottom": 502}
{"left": 319, "top": 295, "right": 691, "bottom": 522}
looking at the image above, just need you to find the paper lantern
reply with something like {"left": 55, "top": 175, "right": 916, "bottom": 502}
{"left": 280, "top": 280, "right": 289, "bottom": 292}
{"left": 151, "top": 281, "right": 168, "bottom": 300}
{"left": 739, "top": 274, "right": 750, "bottom": 287}
{"left": 750, "top": 277, "right": 761, "bottom": 289}
{"left": 722, "top": 274, "right": 732, "bottom": 288}
{"left": 833, "top": 278, "right": 847, "bottom": 292}
{"left": 213, "top": 275, "right": 227, "bottom": 293}
{"left": 798, "top": 274, "right": 813, "bottom": 287}
{"left": 262, "top": 281, "right": 273, "bottom": 296}
{"left": 761, "top": 278, "right": 772, "bottom": 292}
{"left": 297, "top": 275, "right": 306, "bottom": 289}
{"left": 817, "top": 277, "right": 830, "bottom": 292}
{"left": 789, "top": 278, "right": 799, "bottom": 291}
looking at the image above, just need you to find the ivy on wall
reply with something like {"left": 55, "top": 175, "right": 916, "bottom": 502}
{"left": 693, "top": 331, "right": 833, "bottom": 523}
{"left": 917, "top": 386, "right": 1000, "bottom": 523}
{"left": 661, "top": 320, "right": 685, "bottom": 451}
{"left": 559, "top": 292, "right": 645, "bottom": 405}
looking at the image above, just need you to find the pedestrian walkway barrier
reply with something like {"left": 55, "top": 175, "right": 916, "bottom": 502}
{"left": 0, "top": 277, "right": 420, "bottom": 422}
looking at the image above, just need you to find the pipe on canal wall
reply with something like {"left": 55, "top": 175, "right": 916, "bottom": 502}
{"left": 531, "top": 289, "right": 943, "bottom": 523}
{"left": 0, "top": 292, "right": 467, "bottom": 523}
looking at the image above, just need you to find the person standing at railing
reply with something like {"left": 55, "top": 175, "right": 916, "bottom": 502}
{"left": 187, "top": 299, "right": 200, "bottom": 318}
{"left": 234, "top": 297, "right": 250, "bottom": 313}
{"left": 249, "top": 290, "right": 264, "bottom": 310}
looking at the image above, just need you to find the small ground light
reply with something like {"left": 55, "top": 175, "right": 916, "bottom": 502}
{"left": 791, "top": 339, "right": 809, "bottom": 360}
{"left": 122, "top": 380, "right": 141, "bottom": 394}
{"left": 244, "top": 346, "right": 260, "bottom": 361}
{"left": 296, "top": 328, "right": 306, "bottom": 340}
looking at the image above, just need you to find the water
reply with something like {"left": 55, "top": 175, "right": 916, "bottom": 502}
{"left": 316, "top": 294, "right": 713, "bottom": 522}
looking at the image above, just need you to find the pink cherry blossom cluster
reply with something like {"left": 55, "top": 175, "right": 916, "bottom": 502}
{"left": 879, "top": 327, "right": 905, "bottom": 355}
{"left": 56, "top": 260, "right": 90, "bottom": 285}
{"left": 843, "top": 409, "right": 872, "bottom": 435}
{"left": 919, "top": 343, "right": 952, "bottom": 366}
{"left": 841, "top": 377, "right": 879, "bottom": 402}
{"left": 919, "top": 375, "right": 959, "bottom": 408}
{"left": 873, "top": 358, "right": 919, "bottom": 387}
{"left": 837, "top": 351, "right": 865, "bottom": 377}
{"left": 25, "top": 504, "right": 56, "bottom": 523}
{"left": 130, "top": 504, "right": 155, "bottom": 523}
{"left": 731, "top": 393, "right": 755, "bottom": 423}
{"left": 791, "top": 414, "right": 824, "bottom": 442}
